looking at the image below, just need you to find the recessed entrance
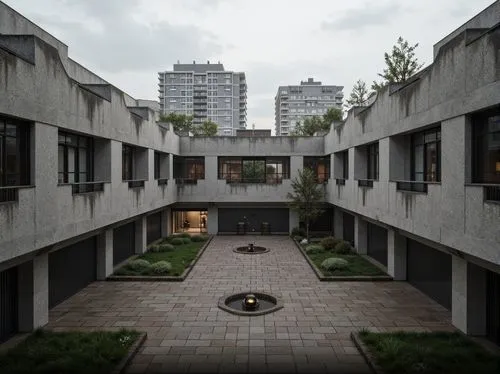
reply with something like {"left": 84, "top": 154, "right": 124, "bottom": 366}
{"left": 172, "top": 210, "right": 208, "bottom": 234}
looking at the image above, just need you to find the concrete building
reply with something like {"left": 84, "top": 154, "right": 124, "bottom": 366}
{"left": 275, "top": 78, "right": 343, "bottom": 136}
{"left": 158, "top": 62, "right": 247, "bottom": 136}
{"left": 1, "top": 0, "right": 500, "bottom": 349}
{"left": 236, "top": 129, "right": 272, "bottom": 137}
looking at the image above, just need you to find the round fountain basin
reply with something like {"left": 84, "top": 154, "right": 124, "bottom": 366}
{"left": 218, "top": 292, "right": 283, "bottom": 316}
{"left": 233, "top": 246, "right": 269, "bottom": 254}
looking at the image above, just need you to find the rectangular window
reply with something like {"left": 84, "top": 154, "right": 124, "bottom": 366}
{"left": 304, "top": 156, "right": 330, "bottom": 183}
{"left": 154, "top": 151, "right": 161, "bottom": 180}
{"left": 58, "top": 131, "right": 93, "bottom": 184}
{"left": 0, "top": 117, "right": 30, "bottom": 187}
{"left": 173, "top": 156, "right": 204, "bottom": 181}
{"left": 411, "top": 127, "right": 441, "bottom": 182}
{"left": 367, "top": 142, "right": 379, "bottom": 180}
{"left": 218, "top": 157, "right": 290, "bottom": 183}
{"left": 122, "top": 144, "right": 134, "bottom": 181}
{"left": 342, "top": 151, "right": 349, "bottom": 179}
{"left": 472, "top": 107, "right": 500, "bottom": 184}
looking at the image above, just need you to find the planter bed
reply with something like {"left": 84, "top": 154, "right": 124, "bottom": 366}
{"left": 0, "top": 329, "right": 146, "bottom": 374}
{"left": 293, "top": 238, "right": 392, "bottom": 281}
{"left": 108, "top": 235, "right": 212, "bottom": 281}
{"left": 352, "top": 330, "right": 500, "bottom": 374}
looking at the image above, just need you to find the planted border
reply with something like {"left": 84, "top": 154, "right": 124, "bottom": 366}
{"left": 108, "top": 235, "right": 213, "bottom": 282}
{"left": 0, "top": 329, "right": 146, "bottom": 374}
{"left": 292, "top": 238, "right": 392, "bottom": 281}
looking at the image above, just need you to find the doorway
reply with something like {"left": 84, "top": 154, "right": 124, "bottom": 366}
{"left": 173, "top": 210, "right": 208, "bottom": 233}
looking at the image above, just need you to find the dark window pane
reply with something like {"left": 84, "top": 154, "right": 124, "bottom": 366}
{"left": 58, "top": 145, "right": 64, "bottom": 175}
{"left": 58, "top": 133, "right": 66, "bottom": 143}
{"left": 425, "top": 143, "right": 438, "bottom": 182}
{"left": 6, "top": 123, "right": 17, "bottom": 137}
{"left": 67, "top": 147, "right": 75, "bottom": 173}
{"left": 5, "top": 137, "right": 18, "bottom": 174}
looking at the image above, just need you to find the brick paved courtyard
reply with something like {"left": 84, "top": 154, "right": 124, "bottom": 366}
{"left": 47, "top": 236, "right": 453, "bottom": 374}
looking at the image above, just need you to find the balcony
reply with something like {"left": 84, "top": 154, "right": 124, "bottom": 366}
{"left": 358, "top": 179, "right": 374, "bottom": 188}
{"left": 71, "top": 181, "right": 106, "bottom": 194}
{"left": 0, "top": 186, "right": 20, "bottom": 203}
{"left": 484, "top": 184, "right": 500, "bottom": 203}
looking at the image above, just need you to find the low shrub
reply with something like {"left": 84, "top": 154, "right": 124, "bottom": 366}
{"left": 191, "top": 235, "right": 208, "bottom": 242}
{"left": 293, "top": 235, "right": 304, "bottom": 242}
{"left": 179, "top": 233, "right": 191, "bottom": 238}
{"left": 291, "top": 227, "right": 306, "bottom": 237}
{"left": 170, "top": 238, "right": 184, "bottom": 245}
{"left": 127, "top": 259, "right": 151, "bottom": 272}
{"left": 159, "top": 243, "right": 175, "bottom": 252}
{"left": 148, "top": 244, "right": 161, "bottom": 253}
{"left": 150, "top": 261, "right": 172, "bottom": 275}
{"left": 321, "top": 236, "right": 341, "bottom": 251}
{"left": 182, "top": 237, "right": 191, "bottom": 244}
{"left": 321, "top": 257, "right": 349, "bottom": 271}
{"left": 334, "top": 241, "right": 353, "bottom": 254}
{"left": 305, "top": 244, "right": 324, "bottom": 254}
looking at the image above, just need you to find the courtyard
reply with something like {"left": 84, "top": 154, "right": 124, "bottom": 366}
{"left": 46, "top": 236, "right": 453, "bottom": 374}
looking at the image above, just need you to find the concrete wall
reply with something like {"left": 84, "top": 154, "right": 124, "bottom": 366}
{"left": 324, "top": 24, "right": 500, "bottom": 268}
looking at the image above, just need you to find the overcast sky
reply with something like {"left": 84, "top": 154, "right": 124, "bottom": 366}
{"left": 5, "top": 0, "right": 494, "bottom": 132}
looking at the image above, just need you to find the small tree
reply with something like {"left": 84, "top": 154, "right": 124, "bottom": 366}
{"left": 159, "top": 113, "right": 193, "bottom": 135}
{"left": 345, "top": 79, "right": 370, "bottom": 110}
{"left": 193, "top": 120, "right": 218, "bottom": 136}
{"left": 287, "top": 168, "right": 325, "bottom": 240}
{"left": 322, "top": 108, "right": 343, "bottom": 128}
{"left": 372, "top": 36, "right": 424, "bottom": 91}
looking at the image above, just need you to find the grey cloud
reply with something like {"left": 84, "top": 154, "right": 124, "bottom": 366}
{"left": 321, "top": 2, "right": 402, "bottom": 31}
{"left": 29, "top": 0, "right": 223, "bottom": 72}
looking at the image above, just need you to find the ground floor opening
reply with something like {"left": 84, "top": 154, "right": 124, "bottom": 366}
{"left": 172, "top": 210, "right": 208, "bottom": 234}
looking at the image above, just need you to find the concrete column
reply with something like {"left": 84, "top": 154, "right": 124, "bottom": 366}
{"left": 207, "top": 205, "right": 218, "bottom": 235}
{"left": 452, "top": 258, "right": 487, "bottom": 335}
{"left": 96, "top": 229, "right": 113, "bottom": 280}
{"left": 333, "top": 208, "right": 343, "bottom": 239}
{"left": 161, "top": 208, "right": 170, "bottom": 237}
{"left": 354, "top": 215, "right": 367, "bottom": 254}
{"left": 17, "top": 253, "right": 49, "bottom": 332}
{"left": 387, "top": 229, "right": 407, "bottom": 280}
{"left": 289, "top": 210, "right": 299, "bottom": 233}
{"left": 135, "top": 216, "right": 147, "bottom": 254}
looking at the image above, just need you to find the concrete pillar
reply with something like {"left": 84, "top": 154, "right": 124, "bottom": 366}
{"left": 452, "top": 258, "right": 487, "bottom": 335}
{"left": 96, "top": 229, "right": 113, "bottom": 280}
{"left": 289, "top": 210, "right": 299, "bottom": 233}
{"left": 207, "top": 205, "right": 218, "bottom": 235}
{"left": 135, "top": 216, "right": 147, "bottom": 254}
{"left": 17, "top": 253, "right": 49, "bottom": 332}
{"left": 333, "top": 208, "right": 343, "bottom": 239}
{"left": 354, "top": 215, "right": 367, "bottom": 254}
{"left": 387, "top": 229, "right": 407, "bottom": 280}
{"left": 161, "top": 208, "right": 171, "bottom": 237}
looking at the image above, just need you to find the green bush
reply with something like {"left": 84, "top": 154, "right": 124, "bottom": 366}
{"left": 321, "top": 257, "right": 349, "bottom": 271}
{"left": 179, "top": 232, "right": 191, "bottom": 238}
{"left": 170, "top": 238, "right": 184, "bottom": 245}
{"left": 321, "top": 236, "right": 341, "bottom": 251}
{"left": 305, "top": 244, "right": 324, "bottom": 254}
{"left": 150, "top": 261, "right": 172, "bottom": 275}
{"left": 148, "top": 244, "right": 161, "bottom": 253}
{"left": 165, "top": 234, "right": 180, "bottom": 242}
{"left": 182, "top": 237, "right": 191, "bottom": 244}
{"left": 159, "top": 243, "right": 175, "bottom": 252}
{"left": 126, "top": 259, "right": 151, "bottom": 272}
{"left": 291, "top": 227, "right": 306, "bottom": 237}
{"left": 334, "top": 241, "right": 353, "bottom": 254}
{"left": 191, "top": 235, "right": 208, "bottom": 242}
{"left": 293, "top": 235, "right": 304, "bottom": 242}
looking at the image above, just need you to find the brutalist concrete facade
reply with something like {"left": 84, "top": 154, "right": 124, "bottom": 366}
{"left": 0, "top": 1, "right": 499, "bottom": 345}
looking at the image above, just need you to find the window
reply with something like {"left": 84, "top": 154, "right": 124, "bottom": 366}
{"left": 173, "top": 156, "right": 204, "bottom": 181}
{"left": 58, "top": 131, "right": 93, "bottom": 184}
{"left": 154, "top": 151, "right": 161, "bottom": 180}
{"left": 122, "top": 144, "right": 134, "bottom": 181}
{"left": 472, "top": 107, "right": 500, "bottom": 184}
{"left": 0, "top": 117, "right": 30, "bottom": 187}
{"left": 304, "top": 156, "right": 330, "bottom": 183}
{"left": 411, "top": 127, "right": 441, "bottom": 182}
{"left": 218, "top": 157, "right": 290, "bottom": 183}
{"left": 367, "top": 142, "right": 379, "bottom": 180}
{"left": 342, "top": 151, "right": 349, "bottom": 179}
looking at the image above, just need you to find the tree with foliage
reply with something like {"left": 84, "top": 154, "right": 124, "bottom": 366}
{"left": 345, "top": 79, "right": 370, "bottom": 110}
{"left": 291, "top": 108, "right": 343, "bottom": 136}
{"left": 322, "top": 107, "right": 343, "bottom": 127}
{"left": 159, "top": 113, "right": 193, "bottom": 135}
{"left": 372, "top": 36, "right": 424, "bottom": 91}
{"left": 192, "top": 120, "right": 218, "bottom": 136}
{"left": 287, "top": 168, "right": 325, "bottom": 240}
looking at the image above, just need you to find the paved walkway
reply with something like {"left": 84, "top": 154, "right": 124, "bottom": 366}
{"left": 48, "top": 236, "right": 453, "bottom": 374}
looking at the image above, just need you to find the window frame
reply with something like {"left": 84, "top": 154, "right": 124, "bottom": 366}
{"left": 0, "top": 117, "right": 31, "bottom": 187}
{"left": 472, "top": 107, "right": 500, "bottom": 184}
{"left": 342, "top": 151, "right": 349, "bottom": 180}
{"left": 303, "top": 156, "right": 330, "bottom": 183}
{"left": 122, "top": 144, "right": 135, "bottom": 181}
{"left": 217, "top": 157, "right": 290, "bottom": 183}
{"left": 367, "top": 142, "right": 379, "bottom": 180}
{"left": 410, "top": 126, "right": 441, "bottom": 182}
{"left": 58, "top": 131, "right": 94, "bottom": 184}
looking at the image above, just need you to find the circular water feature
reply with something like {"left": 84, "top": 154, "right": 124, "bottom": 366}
{"left": 218, "top": 292, "right": 283, "bottom": 316}
{"left": 233, "top": 243, "right": 269, "bottom": 255}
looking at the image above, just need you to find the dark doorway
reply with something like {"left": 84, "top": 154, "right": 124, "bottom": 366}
{"left": 367, "top": 222, "right": 388, "bottom": 266}
{"left": 113, "top": 222, "right": 135, "bottom": 266}
{"left": 0, "top": 266, "right": 18, "bottom": 343}
{"left": 487, "top": 270, "right": 500, "bottom": 345}
{"left": 218, "top": 208, "right": 289, "bottom": 234}
{"left": 342, "top": 212, "right": 355, "bottom": 245}
{"left": 147, "top": 212, "right": 162, "bottom": 244}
